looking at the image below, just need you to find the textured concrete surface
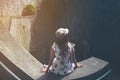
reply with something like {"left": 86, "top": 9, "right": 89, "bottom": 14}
{"left": 0, "top": 23, "right": 43, "bottom": 80}
{"left": 10, "top": 16, "right": 33, "bottom": 51}
{"left": 0, "top": 0, "right": 39, "bottom": 16}
{"left": 0, "top": 61, "right": 21, "bottom": 80}
{"left": 37, "top": 57, "right": 110, "bottom": 80}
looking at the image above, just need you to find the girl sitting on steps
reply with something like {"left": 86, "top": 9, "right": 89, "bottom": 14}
{"left": 41, "top": 28, "right": 82, "bottom": 76}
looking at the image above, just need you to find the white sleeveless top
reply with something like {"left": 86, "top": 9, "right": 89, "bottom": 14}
{"left": 49, "top": 42, "right": 75, "bottom": 75}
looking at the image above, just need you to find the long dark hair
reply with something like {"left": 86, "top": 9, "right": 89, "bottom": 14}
{"left": 55, "top": 34, "right": 69, "bottom": 50}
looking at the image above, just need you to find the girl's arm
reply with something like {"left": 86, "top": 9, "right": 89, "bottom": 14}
{"left": 71, "top": 47, "right": 83, "bottom": 68}
{"left": 71, "top": 47, "right": 77, "bottom": 68}
{"left": 46, "top": 47, "right": 55, "bottom": 73}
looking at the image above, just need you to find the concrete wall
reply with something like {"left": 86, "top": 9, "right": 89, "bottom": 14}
{"left": 0, "top": 0, "right": 39, "bottom": 16}
{"left": 30, "top": 0, "right": 68, "bottom": 64}
{"left": 10, "top": 16, "right": 33, "bottom": 51}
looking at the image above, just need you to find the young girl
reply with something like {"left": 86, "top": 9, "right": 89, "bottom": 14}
{"left": 41, "top": 28, "right": 82, "bottom": 76}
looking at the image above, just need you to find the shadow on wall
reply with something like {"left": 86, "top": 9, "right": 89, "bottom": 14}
{"left": 90, "top": 0, "right": 120, "bottom": 72}
{"left": 30, "top": 0, "right": 94, "bottom": 64}
{"left": 30, "top": 0, "right": 68, "bottom": 64}
{"left": 59, "top": 0, "right": 101, "bottom": 61}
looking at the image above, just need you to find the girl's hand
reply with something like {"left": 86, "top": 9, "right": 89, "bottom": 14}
{"left": 41, "top": 67, "right": 47, "bottom": 73}
{"left": 41, "top": 64, "right": 48, "bottom": 73}
{"left": 77, "top": 63, "right": 83, "bottom": 68}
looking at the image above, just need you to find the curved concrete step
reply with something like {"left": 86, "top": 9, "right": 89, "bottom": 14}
{"left": 37, "top": 57, "right": 111, "bottom": 80}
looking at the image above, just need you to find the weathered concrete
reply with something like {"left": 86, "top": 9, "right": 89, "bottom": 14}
{"left": 0, "top": 61, "right": 21, "bottom": 80}
{"left": 37, "top": 57, "right": 111, "bottom": 80}
{"left": 0, "top": 52, "right": 33, "bottom": 80}
{"left": 0, "top": 0, "right": 40, "bottom": 16}
{"left": 0, "top": 16, "right": 11, "bottom": 30}
{"left": 0, "top": 22, "right": 43, "bottom": 79}
{"left": 10, "top": 16, "right": 33, "bottom": 51}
